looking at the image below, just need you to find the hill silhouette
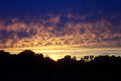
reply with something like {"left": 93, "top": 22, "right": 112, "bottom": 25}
{"left": 0, "top": 50, "right": 121, "bottom": 81}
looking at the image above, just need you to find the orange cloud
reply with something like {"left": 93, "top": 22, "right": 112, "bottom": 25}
{"left": 0, "top": 14, "right": 121, "bottom": 49}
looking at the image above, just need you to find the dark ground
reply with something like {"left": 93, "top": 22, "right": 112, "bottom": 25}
{"left": 0, "top": 50, "right": 121, "bottom": 81}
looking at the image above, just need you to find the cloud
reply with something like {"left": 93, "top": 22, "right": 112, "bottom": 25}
{"left": 47, "top": 16, "right": 60, "bottom": 24}
{"left": 0, "top": 14, "right": 121, "bottom": 49}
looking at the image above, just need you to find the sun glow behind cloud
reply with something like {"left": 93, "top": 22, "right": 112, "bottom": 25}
{"left": 0, "top": 14, "right": 121, "bottom": 60}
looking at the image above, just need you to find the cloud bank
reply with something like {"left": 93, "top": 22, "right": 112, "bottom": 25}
{"left": 0, "top": 14, "right": 121, "bottom": 49}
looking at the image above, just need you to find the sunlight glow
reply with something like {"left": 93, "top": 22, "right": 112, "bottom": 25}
{"left": 1, "top": 45, "right": 121, "bottom": 61}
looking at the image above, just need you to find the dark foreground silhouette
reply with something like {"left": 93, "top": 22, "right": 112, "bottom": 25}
{"left": 0, "top": 50, "right": 121, "bottom": 81}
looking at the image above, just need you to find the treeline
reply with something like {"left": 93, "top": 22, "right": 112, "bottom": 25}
{"left": 0, "top": 50, "right": 121, "bottom": 81}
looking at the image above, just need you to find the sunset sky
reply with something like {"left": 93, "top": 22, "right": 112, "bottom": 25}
{"left": 0, "top": 0, "right": 121, "bottom": 60}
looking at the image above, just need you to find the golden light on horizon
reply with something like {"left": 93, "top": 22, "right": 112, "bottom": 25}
{"left": 1, "top": 45, "right": 121, "bottom": 61}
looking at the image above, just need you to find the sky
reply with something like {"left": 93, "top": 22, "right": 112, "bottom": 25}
{"left": 0, "top": 0, "right": 121, "bottom": 55}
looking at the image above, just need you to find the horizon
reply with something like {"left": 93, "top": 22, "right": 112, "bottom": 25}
{"left": 1, "top": 47, "right": 121, "bottom": 61}
{"left": 0, "top": 0, "right": 121, "bottom": 60}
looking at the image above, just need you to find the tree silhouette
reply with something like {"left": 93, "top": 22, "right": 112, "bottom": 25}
{"left": 0, "top": 50, "right": 120, "bottom": 81}
{"left": 18, "top": 50, "right": 36, "bottom": 56}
